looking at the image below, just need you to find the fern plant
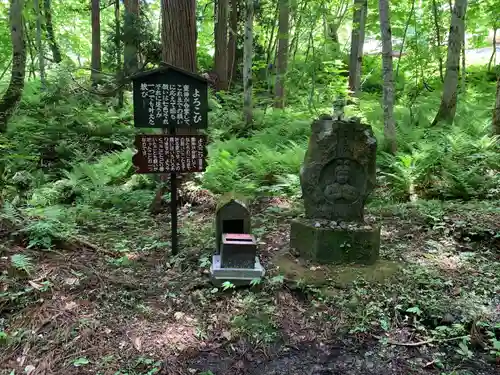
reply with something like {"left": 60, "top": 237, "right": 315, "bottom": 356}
{"left": 10, "top": 253, "right": 34, "bottom": 275}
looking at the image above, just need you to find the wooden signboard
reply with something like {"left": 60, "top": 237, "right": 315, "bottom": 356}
{"left": 131, "top": 65, "right": 208, "bottom": 129}
{"left": 130, "top": 65, "right": 209, "bottom": 257}
{"left": 132, "top": 134, "right": 207, "bottom": 174}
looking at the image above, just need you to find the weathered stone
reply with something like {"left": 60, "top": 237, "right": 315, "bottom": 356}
{"left": 273, "top": 252, "right": 401, "bottom": 288}
{"left": 299, "top": 116, "right": 377, "bottom": 222}
{"left": 211, "top": 196, "right": 265, "bottom": 285}
{"left": 290, "top": 219, "right": 380, "bottom": 264}
{"left": 220, "top": 233, "right": 257, "bottom": 268}
{"left": 290, "top": 115, "right": 380, "bottom": 265}
{"left": 215, "top": 197, "right": 251, "bottom": 253}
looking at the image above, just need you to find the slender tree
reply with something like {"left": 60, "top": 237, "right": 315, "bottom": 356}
{"left": 123, "top": 0, "right": 139, "bottom": 76}
{"left": 34, "top": 0, "right": 45, "bottom": 89}
{"left": 431, "top": 0, "right": 444, "bottom": 82}
{"left": 227, "top": 0, "right": 239, "bottom": 88}
{"left": 379, "top": 0, "right": 397, "bottom": 154}
{"left": 493, "top": 75, "right": 500, "bottom": 135}
{"left": 214, "top": 0, "right": 229, "bottom": 90}
{"left": 243, "top": 0, "right": 254, "bottom": 124}
{"left": 348, "top": 0, "right": 367, "bottom": 96}
{"left": 432, "top": 0, "right": 468, "bottom": 126}
{"left": 43, "top": 0, "right": 62, "bottom": 63}
{"left": 91, "top": 0, "right": 101, "bottom": 85}
{"left": 0, "top": 0, "right": 26, "bottom": 133}
{"left": 274, "top": 0, "right": 289, "bottom": 108}
{"left": 161, "top": 0, "right": 197, "bottom": 72}
{"left": 115, "top": 0, "right": 123, "bottom": 108}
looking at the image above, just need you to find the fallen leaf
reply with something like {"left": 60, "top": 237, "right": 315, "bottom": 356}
{"left": 132, "top": 336, "right": 142, "bottom": 351}
{"left": 222, "top": 330, "right": 232, "bottom": 340}
{"left": 174, "top": 311, "right": 185, "bottom": 321}
{"left": 64, "top": 277, "right": 79, "bottom": 286}
{"left": 64, "top": 301, "right": 78, "bottom": 310}
{"left": 28, "top": 281, "right": 43, "bottom": 290}
{"left": 25, "top": 365, "right": 36, "bottom": 374}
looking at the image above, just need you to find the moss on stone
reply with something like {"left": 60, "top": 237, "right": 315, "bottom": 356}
{"left": 290, "top": 219, "right": 381, "bottom": 265}
{"left": 274, "top": 252, "right": 401, "bottom": 288}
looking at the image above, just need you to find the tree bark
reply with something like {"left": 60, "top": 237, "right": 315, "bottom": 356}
{"left": 161, "top": 0, "right": 197, "bottom": 72}
{"left": 348, "top": 0, "right": 367, "bottom": 96}
{"left": 43, "top": 0, "right": 62, "bottom": 63}
{"left": 243, "top": 0, "right": 254, "bottom": 124}
{"left": 227, "top": 0, "right": 240, "bottom": 89}
{"left": 395, "top": 0, "right": 414, "bottom": 80}
{"left": 24, "top": 21, "right": 36, "bottom": 80}
{"left": 488, "top": 27, "right": 497, "bottom": 72}
{"left": 91, "top": 0, "right": 101, "bottom": 85}
{"left": 432, "top": 0, "right": 467, "bottom": 126}
{"left": 378, "top": 0, "right": 397, "bottom": 154}
{"left": 493, "top": 75, "right": 500, "bottom": 135}
{"left": 274, "top": 0, "right": 289, "bottom": 108}
{"left": 152, "top": 0, "right": 198, "bottom": 214}
{"left": 0, "top": 0, "right": 26, "bottom": 133}
{"left": 123, "top": 0, "right": 139, "bottom": 76}
{"left": 214, "top": 0, "right": 229, "bottom": 90}
{"left": 34, "top": 0, "right": 45, "bottom": 89}
{"left": 115, "top": 0, "right": 123, "bottom": 108}
{"left": 431, "top": 0, "right": 444, "bottom": 82}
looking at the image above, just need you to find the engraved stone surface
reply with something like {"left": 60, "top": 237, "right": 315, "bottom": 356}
{"left": 299, "top": 116, "right": 377, "bottom": 222}
{"left": 291, "top": 115, "right": 380, "bottom": 265}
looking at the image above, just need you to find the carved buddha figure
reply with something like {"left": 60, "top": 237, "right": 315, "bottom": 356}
{"left": 324, "top": 159, "right": 359, "bottom": 202}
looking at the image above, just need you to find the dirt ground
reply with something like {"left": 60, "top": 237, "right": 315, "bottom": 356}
{"left": 1, "top": 198, "right": 499, "bottom": 375}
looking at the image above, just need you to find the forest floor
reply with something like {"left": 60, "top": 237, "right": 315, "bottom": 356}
{"left": 1, "top": 198, "right": 499, "bottom": 375}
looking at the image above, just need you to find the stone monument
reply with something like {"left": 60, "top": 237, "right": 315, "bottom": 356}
{"left": 290, "top": 115, "right": 380, "bottom": 264}
{"left": 210, "top": 198, "right": 265, "bottom": 285}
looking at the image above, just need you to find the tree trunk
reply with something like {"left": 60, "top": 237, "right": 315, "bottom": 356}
{"left": 265, "top": 1, "right": 279, "bottom": 68}
{"left": 274, "top": 0, "right": 289, "bottom": 108}
{"left": 214, "top": 0, "right": 229, "bottom": 90}
{"left": 123, "top": 0, "right": 139, "bottom": 76}
{"left": 493, "top": 75, "right": 500, "bottom": 135}
{"left": 0, "top": 0, "right": 26, "bottom": 133}
{"left": 432, "top": 0, "right": 467, "bottom": 126}
{"left": 227, "top": 0, "right": 239, "bottom": 89}
{"left": 24, "top": 21, "right": 36, "bottom": 80}
{"left": 34, "top": 0, "right": 45, "bottom": 89}
{"left": 161, "top": 0, "right": 197, "bottom": 72}
{"left": 379, "top": 0, "right": 397, "bottom": 154}
{"left": 91, "top": 0, "right": 101, "bottom": 85}
{"left": 488, "top": 27, "right": 497, "bottom": 72}
{"left": 115, "top": 0, "right": 123, "bottom": 108}
{"left": 432, "top": 0, "right": 444, "bottom": 82}
{"left": 348, "top": 0, "right": 367, "bottom": 96}
{"left": 461, "top": 31, "right": 466, "bottom": 93}
{"left": 243, "top": 0, "right": 254, "bottom": 125}
{"left": 395, "top": 0, "right": 414, "bottom": 79}
{"left": 152, "top": 0, "right": 198, "bottom": 214}
{"left": 43, "top": 0, "right": 62, "bottom": 63}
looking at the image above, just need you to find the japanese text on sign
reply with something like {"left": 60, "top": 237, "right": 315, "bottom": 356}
{"left": 138, "top": 83, "right": 204, "bottom": 128}
{"left": 132, "top": 135, "right": 207, "bottom": 174}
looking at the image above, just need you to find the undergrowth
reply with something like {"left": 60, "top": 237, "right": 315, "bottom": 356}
{"left": 0, "top": 66, "right": 498, "bottom": 237}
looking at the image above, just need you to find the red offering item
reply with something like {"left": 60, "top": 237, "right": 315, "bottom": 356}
{"left": 223, "top": 233, "right": 254, "bottom": 242}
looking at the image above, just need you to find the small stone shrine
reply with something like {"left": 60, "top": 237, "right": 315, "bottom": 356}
{"left": 290, "top": 115, "right": 380, "bottom": 264}
{"left": 210, "top": 198, "right": 265, "bottom": 285}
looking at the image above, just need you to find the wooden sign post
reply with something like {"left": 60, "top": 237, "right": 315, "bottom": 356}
{"left": 131, "top": 64, "right": 208, "bottom": 256}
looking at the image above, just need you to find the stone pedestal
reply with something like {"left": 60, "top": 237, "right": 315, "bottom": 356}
{"left": 290, "top": 219, "right": 380, "bottom": 265}
{"left": 210, "top": 233, "right": 265, "bottom": 286}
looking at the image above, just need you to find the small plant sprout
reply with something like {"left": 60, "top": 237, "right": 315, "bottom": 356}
{"left": 221, "top": 281, "right": 235, "bottom": 291}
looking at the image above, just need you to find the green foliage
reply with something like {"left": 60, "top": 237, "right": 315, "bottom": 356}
{"left": 231, "top": 293, "right": 278, "bottom": 345}
{"left": 10, "top": 254, "right": 34, "bottom": 275}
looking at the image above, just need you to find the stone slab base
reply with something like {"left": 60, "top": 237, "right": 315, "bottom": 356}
{"left": 210, "top": 255, "right": 265, "bottom": 286}
{"left": 290, "top": 219, "right": 380, "bottom": 265}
